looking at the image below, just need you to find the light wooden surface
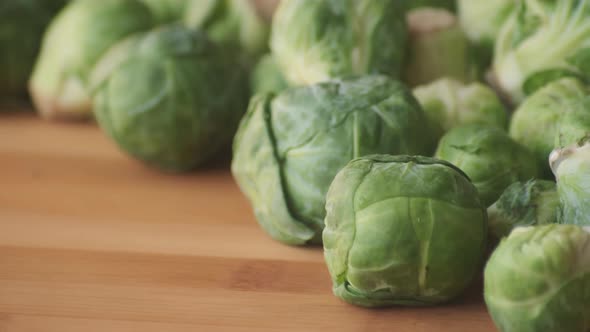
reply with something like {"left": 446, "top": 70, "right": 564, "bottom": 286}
{"left": 0, "top": 112, "right": 497, "bottom": 332}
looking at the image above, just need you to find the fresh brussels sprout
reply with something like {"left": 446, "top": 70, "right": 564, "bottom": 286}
{"left": 413, "top": 78, "right": 507, "bottom": 141}
{"left": 405, "top": 8, "right": 477, "bottom": 86}
{"left": 494, "top": 0, "right": 590, "bottom": 104}
{"left": 91, "top": 25, "right": 247, "bottom": 172}
{"left": 436, "top": 124, "right": 539, "bottom": 207}
{"left": 232, "top": 75, "right": 435, "bottom": 245}
{"left": 550, "top": 142, "right": 590, "bottom": 226}
{"left": 406, "top": 0, "right": 456, "bottom": 12}
{"left": 487, "top": 180, "right": 559, "bottom": 240}
{"left": 140, "top": 0, "right": 185, "bottom": 23}
{"left": 29, "top": 0, "right": 154, "bottom": 120}
{"left": 324, "top": 155, "right": 487, "bottom": 307}
{"left": 250, "top": 54, "right": 288, "bottom": 95}
{"left": 484, "top": 224, "right": 590, "bottom": 332}
{"left": 270, "top": 0, "right": 407, "bottom": 86}
{"left": 184, "top": 0, "right": 269, "bottom": 61}
{"left": 509, "top": 78, "right": 589, "bottom": 177}
{"left": 457, "top": 0, "right": 515, "bottom": 67}
{"left": 554, "top": 96, "right": 590, "bottom": 149}
{"left": 0, "top": 0, "right": 66, "bottom": 99}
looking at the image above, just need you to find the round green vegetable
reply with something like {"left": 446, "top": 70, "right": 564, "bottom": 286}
{"left": 436, "top": 124, "right": 539, "bottom": 207}
{"left": 0, "top": 0, "right": 66, "bottom": 99}
{"left": 413, "top": 78, "right": 507, "bottom": 141}
{"left": 484, "top": 224, "right": 590, "bottom": 332}
{"left": 324, "top": 154, "right": 487, "bottom": 307}
{"left": 29, "top": 0, "right": 155, "bottom": 120}
{"left": 550, "top": 141, "right": 590, "bottom": 226}
{"left": 250, "top": 54, "right": 289, "bottom": 95}
{"left": 270, "top": 0, "right": 407, "bottom": 86}
{"left": 232, "top": 75, "right": 434, "bottom": 245}
{"left": 509, "top": 78, "right": 589, "bottom": 178}
{"left": 91, "top": 25, "right": 247, "bottom": 172}
{"left": 554, "top": 96, "right": 590, "bottom": 149}
{"left": 487, "top": 180, "right": 559, "bottom": 240}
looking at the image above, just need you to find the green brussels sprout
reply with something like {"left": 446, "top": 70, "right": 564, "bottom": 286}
{"left": 413, "top": 78, "right": 508, "bottom": 141}
{"left": 324, "top": 155, "right": 487, "bottom": 307}
{"left": 0, "top": 0, "right": 66, "bottom": 100}
{"left": 91, "top": 25, "right": 247, "bottom": 172}
{"left": 232, "top": 76, "right": 435, "bottom": 245}
{"left": 140, "top": 0, "right": 186, "bottom": 23}
{"left": 457, "top": 0, "right": 515, "bottom": 67}
{"left": 250, "top": 54, "right": 289, "bottom": 95}
{"left": 29, "top": 0, "right": 155, "bottom": 120}
{"left": 406, "top": 0, "right": 456, "bottom": 12}
{"left": 554, "top": 96, "right": 590, "bottom": 149}
{"left": 493, "top": 0, "right": 590, "bottom": 104}
{"left": 436, "top": 124, "right": 539, "bottom": 207}
{"left": 487, "top": 180, "right": 559, "bottom": 240}
{"left": 509, "top": 78, "right": 589, "bottom": 177}
{"left": 270, "top": 0, "right": 407, "bottom": 86}
{"left": 184, "top": 0, "right": 269, "bottom": 61}
{"left": 484, "top": 224, "right": 590, "bottom": 332}
{"left": 550, "top": 142, "right": 590, "bottom": 226}
{"left": 405, "top": 8, "right": 477, "bottom": 87}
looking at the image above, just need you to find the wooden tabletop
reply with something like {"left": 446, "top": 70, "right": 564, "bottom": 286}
{"left": 0, "top": 112, "right": 497, "bottom": 332}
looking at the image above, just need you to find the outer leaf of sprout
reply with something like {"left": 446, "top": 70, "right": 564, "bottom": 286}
{"left": 487, "top": 180, "right": 559, "bottom": 240}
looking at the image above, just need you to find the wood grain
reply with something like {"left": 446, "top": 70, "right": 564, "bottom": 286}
{"left": 0, "top": 112, "right": 497, "bottom": 332}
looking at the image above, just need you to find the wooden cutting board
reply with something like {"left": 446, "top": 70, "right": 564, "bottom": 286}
{"left": 0, "top": 112, "right": 496, "bottom": 332}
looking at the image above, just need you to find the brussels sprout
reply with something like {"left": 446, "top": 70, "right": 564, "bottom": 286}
{"left": 91, "top": 25, "right": 247, "bottom": 172}
{"left": 405, "top": 8, "right": 477, "bottom": 86}
{"left": 484, "top": 224, "right": 590, "bottom": 332}
{"left": 509, "top": 78, "right": 589, "bottom": 177}
{"left": 487, "top": 180, "right": 559, "bottom": 240}
{"left": 232, "top": 76, "right": 435, "bottom": 245}
{"left": 0, "top": 0, "right": 66, "bottom": 100}
{"left": 250, "top": 54, "right": 288, "bottom": 95}
{"left": 413, "top": 78, "right": 508, "bottom": 141}
{"left": 184, "top": 0, "right": 269, "bottom": 61}
{"left": 457, "top": 0, "right": 515, "bottom": 67}
{"left": 323, "top": 155, "right": 487, "bottom": 307}
{"left": 436, "top": 124, "right": 539, "bottom": 207}
{"left": 140, "top": 0, "right": 185, "bottom": 23}
{"left": 494, "top": 0, "right": 590, "bottom": 104}
{"left": 554, "top": 96, "right": 590, "bottom": 149}
{"left": 550, "top": 142, "right": 590, "bottom": 226}
{"left": 406, "top": 0, "right": 456, "bottom": 12}
{"left": 270, "top": 0, "right": 407, "bottom": 86}
{"left": 29, "top": 0, "right": 154, "bottom": 120}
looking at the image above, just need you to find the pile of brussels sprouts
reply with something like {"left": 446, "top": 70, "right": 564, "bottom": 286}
{"left": 237, "top": 1, "right": 590, "bottom": 330}
{"left": 2, "top": 0, "right": 590, "bottom": 331}
{"left": 2, "top": 0, "right": 267, "bottom": 170}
